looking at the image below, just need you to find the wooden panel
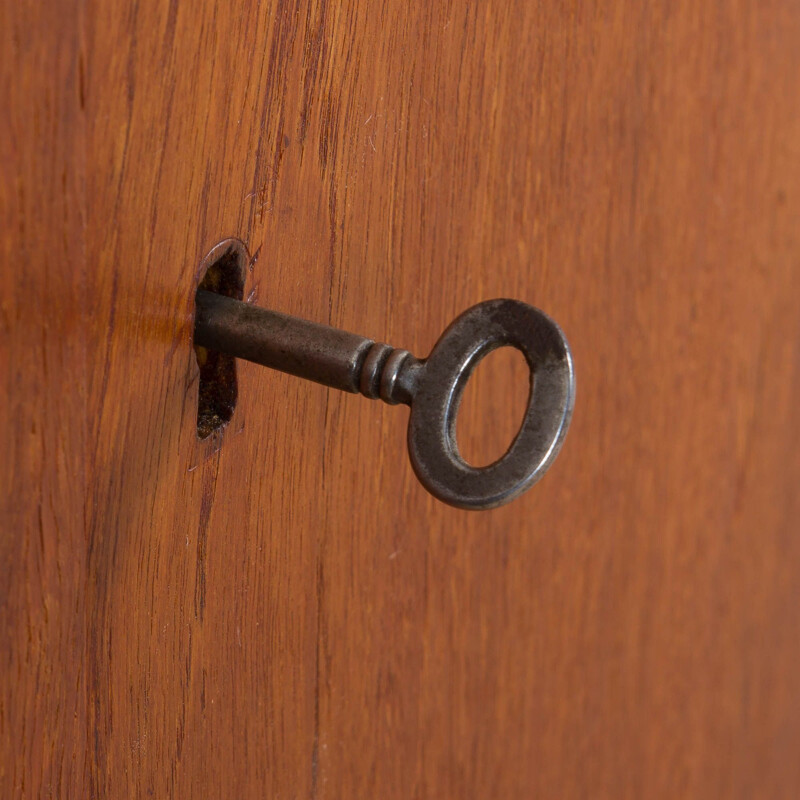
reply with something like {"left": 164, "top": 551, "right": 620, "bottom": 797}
{"left": 2, "top": 0, "right": 799, "bottom": 797}
{"left": 1, "top": 0, "right": 88, "bottom": 794}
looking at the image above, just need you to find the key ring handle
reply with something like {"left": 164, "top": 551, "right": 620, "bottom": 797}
{"left": 406, "top": 299, "right": 575, "bottom": 510}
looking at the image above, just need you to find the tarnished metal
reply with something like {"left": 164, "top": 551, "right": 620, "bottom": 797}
{"left": 195, "top": 289, "right": 575, "bottom": 510}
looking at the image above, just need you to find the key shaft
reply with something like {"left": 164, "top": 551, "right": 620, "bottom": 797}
{"left": 194, "top": 289, "right": 417, "bottom": 404}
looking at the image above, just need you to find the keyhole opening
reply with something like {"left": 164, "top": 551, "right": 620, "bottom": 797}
{"left": 455, "top": 345, "right": 531, "bottom": 467}
{"left": 194, "top": 240, "right": 247, "bottom": 439}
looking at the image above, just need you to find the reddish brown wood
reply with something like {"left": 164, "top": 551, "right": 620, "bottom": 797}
{"left": 1, "top": 0, "right": 88, "bottom": 794}
{"left": 3, "top": 1, "right": 800, "bottom": 797}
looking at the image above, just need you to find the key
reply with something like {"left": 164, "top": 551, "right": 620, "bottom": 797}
{"left": 194, "top": 289, "right": 575, "bottom": 510}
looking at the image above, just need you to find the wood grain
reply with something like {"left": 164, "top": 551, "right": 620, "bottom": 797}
{"left": 1, "top": 0, "right": 88, "bottom": 794}
{"left": 3, "top": 0, "right": 799, "bottom": 797}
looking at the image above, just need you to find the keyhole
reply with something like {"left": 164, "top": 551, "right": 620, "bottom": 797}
{"left": 194, "top": 239, "right": 247, "bottom": 439}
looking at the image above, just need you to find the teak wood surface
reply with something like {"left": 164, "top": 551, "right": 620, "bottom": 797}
{"left": 2, "top": 1, "right": 799, "bottom": 797}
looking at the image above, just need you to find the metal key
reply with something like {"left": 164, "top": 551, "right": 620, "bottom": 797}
{"left": 194, "top": 289, "right": 575, "bottom": 510}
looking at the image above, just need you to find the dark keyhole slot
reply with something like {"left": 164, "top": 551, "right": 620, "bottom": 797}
{"left": 194, "top": 241, "right": 246, "bottom": 439}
